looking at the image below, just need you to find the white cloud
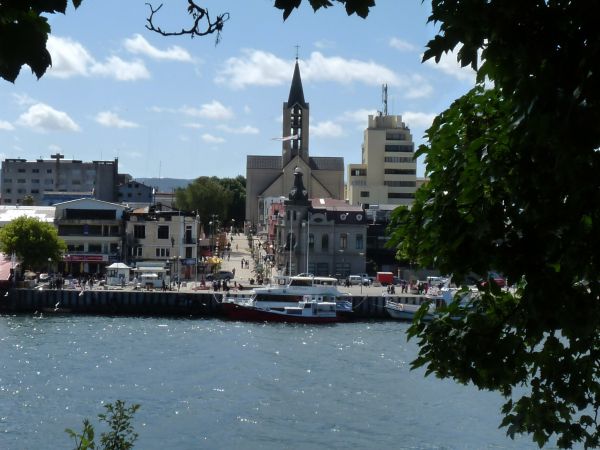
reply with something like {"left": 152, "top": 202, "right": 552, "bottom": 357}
{"left": 91, "top": 56, "right": 150, "bottom": 81}
{"left": 215, "top": 49, "right": 291, "bottom": 89}
{"left": 0, "top": 120, "right": 14, "bottom": 131}
{"left": 216, "top": 50, "right": 432, "bottom": 97}
{"left": 314, "top": 39, "right": 336, "bottom": 50}
{"left": 201, "top": 133, "right": 225, "bottom": 144}
{"left": 311, "top": 121, "right": 343, "bottom": 138}
{"left": 389, "top": 37, "right": 417, "bottom": 52}
{"left": 46, "top": 36, "right": 150, "bottom": 81}
{"left": 17, "top": 103, "right": 80, "bottom": 132}
{"left": 183, "top": 123, "right": 204, "bottom": 129}
{"left": 402, "top": 111, "right": 437, "bottom": 129}
{"left": 12, "top": 93, "right": 36, "bottom": 106}
{"left": 124, "top": 34, "right": 192, "bottom": 62}
{"left": 424, "top": 48, "right": 477, "bottom": 83}
{"left": 340, "top": 108, "right": 378, "bottom": 124}
{"left": 95, "top": 111, "right": 139, "bottom": 128}
{"left": 181, "top": 101, "right": 233, "bottom": 120}
{"left": 217, "top": 124, "right": 259, "bottom": 135}
{"left": 47, "top": 36, "right": 95, "bottom": 78}
{"left": 48, "top": 144, "right": 62, "bottom": 152}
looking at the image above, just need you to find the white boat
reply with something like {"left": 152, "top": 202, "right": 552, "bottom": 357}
{"left": 221, "top": 295, "right": 340, "bottom": 324}
{"left": 384, "top": 299, "right": 436, "bottom": 321}
{"left": 384, "top": 294, "right": 442, "bottom": 321}
{"left": 224, "top": 275, "right": 353, "bottom": 316}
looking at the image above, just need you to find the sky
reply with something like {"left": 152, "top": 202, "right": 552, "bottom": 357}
{"left": 0, "top": 0, "right": 476, "bottom": 181}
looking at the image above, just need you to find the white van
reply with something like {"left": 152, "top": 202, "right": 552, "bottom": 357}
{"left": 347, "top": 275, "right": 368, "bottom": 286}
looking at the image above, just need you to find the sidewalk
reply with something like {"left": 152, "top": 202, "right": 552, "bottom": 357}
{"left": 218, "top": 232, "right": 256, "bottom": 285}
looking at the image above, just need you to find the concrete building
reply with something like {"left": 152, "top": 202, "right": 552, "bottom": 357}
{"left": 347, "top": 114, "right": 417, "bottom": 207}
{"left": 271, "top": 169, "right": 366, "bottom": 278}
{"left": 54, "top": 198, "right": 127, "bottom": 275}
{"left": 118, "top": 180, "right": 154, "bottom": 205}
{"left": 124, "top": 205, "right": 200, "bottom": 281}
{"left": 246, "top": 59, "right": 344, "bottom": 229}
{"left": 0, "top": 154, "right": 119, "bottom": 205}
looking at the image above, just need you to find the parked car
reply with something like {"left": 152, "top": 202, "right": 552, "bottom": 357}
{"left": 206, "top": 270, "right": 235, "bottom": 281}
{"left": 347, "top": 275, "right": 369, "bottom": 286}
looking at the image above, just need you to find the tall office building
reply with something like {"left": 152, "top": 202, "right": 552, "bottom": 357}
{"left": 0, "top": 154, "right": 119, "bottom": 205}
{"left": 346, "top": 113, "right": 417, "bottom": 207}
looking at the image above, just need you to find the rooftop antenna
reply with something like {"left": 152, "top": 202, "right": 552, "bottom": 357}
{"left": 381, "top": 84, "right": 388, "bottom": 116}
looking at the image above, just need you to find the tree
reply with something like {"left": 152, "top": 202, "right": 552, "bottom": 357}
{"left": 215, "top": 175, "right": 246, "bottom": 226}
{"left": 386, "top": 1, "right": 600, "bottom": 448}
{"left": 174, "top": 176, "right": 232, "bottom": 227}
{"left": 65, "top": 400, "right": 140, "bottom": 450}
{"left": 0, "top": 0, "right": 83, "bottom": 82}
{"left": 0, "top": 217, "right": 66, "bottom": 270}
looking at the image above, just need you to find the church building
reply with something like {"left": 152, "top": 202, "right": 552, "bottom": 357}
{"left": 245, "top": 59, "right": 344, "bottom": 229}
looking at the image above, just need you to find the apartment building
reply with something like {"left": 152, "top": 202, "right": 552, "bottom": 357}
{"left": 347, "top": 114, "right": 417, "bottom": 207}
{"left": 0, "top": 154, "right": 119, "bottom": 205}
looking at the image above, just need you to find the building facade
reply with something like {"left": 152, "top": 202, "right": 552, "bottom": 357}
{"left": 0, "top": 154, "right": 119, "bottom": 205}
{"left": 346, "top": 114, "right": 417, "bottom": 207}
{"left": 124, "top": 205, "right": 200, "bottom": 281}
{"left": 246, "top": 59, "right": 344, "bottom": 229}
{"left": 54, "top": 198, "right": 127, "bottom": 275}
{"left": 271, "top": 169, "right": 366, "bottom": 278}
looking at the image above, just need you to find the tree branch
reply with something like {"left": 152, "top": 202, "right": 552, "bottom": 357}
{"left": 145, "top": 1, "right": 230, "bottom": 44}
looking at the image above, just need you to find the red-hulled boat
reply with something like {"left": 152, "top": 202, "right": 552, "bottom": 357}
{"left": 221, "top": 296, "right": 340, "bottom": 324}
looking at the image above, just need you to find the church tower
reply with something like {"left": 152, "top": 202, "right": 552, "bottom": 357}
{"left": 282, "top": 59, "right": 310, "bottom": 166}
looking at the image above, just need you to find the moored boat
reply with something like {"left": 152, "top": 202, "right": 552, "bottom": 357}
{"left": 227, "top": 275, "right": 353, "bottom": 316}
{"left": 221, "top": 296, "right": 340, "bottom": 324}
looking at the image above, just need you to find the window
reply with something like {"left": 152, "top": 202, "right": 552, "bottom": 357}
{"left": 386, "top": 132, "right": 406, "bottom": 140}
{"left": 384, "top": 168, "right": 416, "bottom": 175}
{"left": 4, "top": 188, "right": 10, "bottom": 193}
{"left": 17, "top": 179, "right": 26, "bottom": 183}
{"left": 88, "top": 244, "right": 102, "bottom": 253}
{"left": 133, "top": 247, "right": 143, "bottom": 257}
{"left": 155, "top": 248, "right": 170, "bottom": 257}
{"left": 351, "top": 168, "right": 367, "bottom": 176}
{"left": 31, "top": 189, "right": 39, "bottom": 194}
{"left": 356, "top": 234, "right": 364, "bottom": 250}
{"left": 384, "top": 156, "right": 414, "bottom": 163}
{"left": 31, "top": 179, "right": 40, "bottom": 184}
{"left": 388, "top": 192, "right": 416, "bottom": 199}
{"left": 4, "top": 179, "right": 12, "bottom": 183}
{"left": 157, "top": 225, "right": 169, "bottom": 239}
{"left": 385, "top": 144, "right": 414, "bottom": 152}
{"left": 384, "top": 180, "right": 416, "bottom": 187}
{"left": 321, "top": 234, "right": 329, "bottom": 250}
{"left": 46, "top": 169, "right": 52, "bottom": 173}
{"left": 72, "top": 180, "right": 81, "bottom": 185}
{"left": 17, "top": 168, "right": 26, "bottom": 173}
{"left": 308, "top": 233, "right": 314, "bottom": 250}
{"left": 185, "top": 247, "right": 192, "bottom": 258}
{"left": 3, "top": 199, "right": 11, "bottom": 203}
{"left": 134, "top": 225, "right": 146, "bottom": 239}
{"left": 17, "top": 188, "right": 25, "bottom": 194}
{"left": 32, "top": 169, "right": 39, "bottom": 173}
{"left": 45, "top": 179, "right": 53, "bottom": 185}
{"left": 360, "top": 191, "right": 369, "bottom": 198}
{"left": 340, "top": 233, "right": 348, "bottom": 249}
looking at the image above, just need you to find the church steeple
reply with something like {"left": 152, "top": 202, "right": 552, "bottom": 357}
{"left": 287, "top": 59, "right": 307, "bottom": 109}
{"left": 282, "top": 58, "right": 310, "bottom": 166}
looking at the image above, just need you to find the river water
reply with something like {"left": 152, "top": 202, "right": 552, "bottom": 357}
{"left": 0, "top": 315, "right": 553, "bottom": 449}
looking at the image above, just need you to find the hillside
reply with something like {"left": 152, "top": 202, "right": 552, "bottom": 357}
{"left": 134, "top": 178, "right": 192, "bottom": 193}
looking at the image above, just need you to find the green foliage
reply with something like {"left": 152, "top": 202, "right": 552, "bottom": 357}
{"left": 388, "top": 0, "right": 600, "bottom": 447}
{"left": 66, "top": 400, "right": 140, "bottom": 450}
{"left": 274, "top": 0, "right": 374, "bottom": 20}
{"left": 0, "top": 216, "right": 66, "bottom": 270}
{"left": 0, "top": 1, "right": 82, "bottom": 82}
{"left": 174, "top": 175, "right": 245, "bottom": 226}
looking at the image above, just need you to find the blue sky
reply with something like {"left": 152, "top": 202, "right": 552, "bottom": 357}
{"left": 0, "top": 0, "right": 476, "bottom": 180}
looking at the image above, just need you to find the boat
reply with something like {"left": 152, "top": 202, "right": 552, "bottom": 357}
{"left": 384, "top": 292, "right": 444, "bottom": 321}
{"left": 225, "top": 275, "right": 353, "bottom": 316}
{"left": 221, "top": 295, "right": 340, "bottom": 324}
{"left": 384, "top": 299, "right": 436, "bottom": 321}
